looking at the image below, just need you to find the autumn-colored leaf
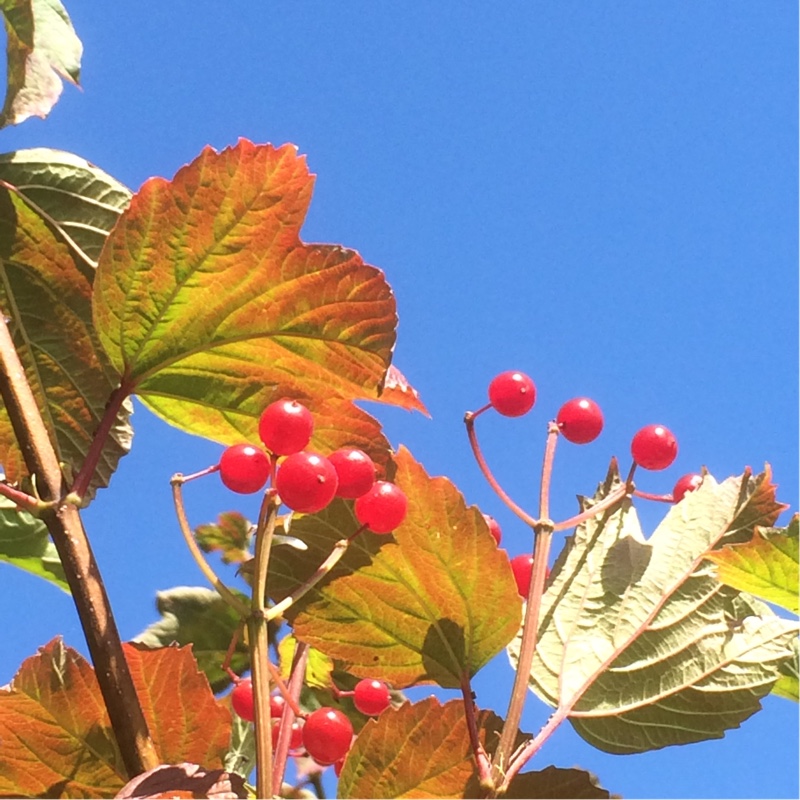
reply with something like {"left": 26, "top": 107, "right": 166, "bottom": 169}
{"left": 0, "top": 494, "right": 69, "bottom": 591}
{"left": 0, "top": 0, "right": 82, "bottom": 128}
{"left": 291, "top": 447, "right": 521, "bottom": 689}
{"left": 378, "top": 364, "right": 430, "bottom": 417}
{"left": 338, "top": 697, "right": 610, "bottom": 799}
{"left": 0, "top": 184, "right": 132, "bottom": 496}
{"left": 114, "top": 763, "right": 246, "bottom": 799}
{"left": 0, "top": 638, "right": 231, "bottom": 798}
{"left": 195, "top": 511, "right": 253, "bottom": 565}
{"left": 93, "top": 140, "right": 418, "bottom": 465}
{"left": 511, "top": 465, "right": 798, "bottom": 754}
{"left": 134, "top": 587, "right": 249, "bottom": 693}
{"left": 705, "top": 514, "right": 798, "bottom": 614}
{"left": 278, "top": 633, "right": 334, "bottom": 691}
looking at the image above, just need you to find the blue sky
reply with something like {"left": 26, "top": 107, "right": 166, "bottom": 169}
{"left": 1, "top": 2, "right": 797, "bottom": 798}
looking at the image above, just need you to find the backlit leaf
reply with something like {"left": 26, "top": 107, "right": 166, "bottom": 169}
{"left": 134, "top": 587, "right": 249, "bottom": 693}
{"left": 0, "top": 185, "right": 132, "bottom": 497}
{"left": 195, "top": 511, "right": 253, "bottom": 565}
{"left": 278, "top": 633, "right": 334, "bottom": 690}
{"left": 705, "top": 514, "right": 798, "bottom": 614}
{"left": 93, "top": 140, "right": 414, "bottom": 462}
{"left": 378, "top": 364, "right": 429, "bottom": 417}
{"left": 0, "top": 495, "right": 68, "bottom": 591}
{"left": 511, "top": 465, "right": 798, "bottom": 754}
{"left": 772, "top": 637, "right": 799, "bottom": 702}
{"left": 114, "top": 763, "right": 246, "bottom": 800}
{"left": 0, "top": 0, "right": 81, "bottom": 128}
{"left": 0, "top": 638, "right": 231, "bottom": 798}
{"left": 291, "top": 447, "right": 521, "bottom": 689}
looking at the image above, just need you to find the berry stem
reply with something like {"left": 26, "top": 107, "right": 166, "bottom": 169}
{"left": 460, "top": 670, "right": 493, "bottom": 788}
{"left": 272, "top": 639, "right": 310, "bottom": 797}
{"left": 552, "top": 484, "right": 628, "bottom": 531}
{"left": 267, "top": 659, "right": 304, "bottom": 718}
{"left": 0, "top": 479, "right": 52, "bottom": 514}
{"left": 632, "top": 488, "right": 674, "bottom": 503}
{"left": 538, "top": 421, "right": 560, "bottom": 521}
{"left": 170, "top": 477, "right": 250, "bottom": 618}
{"left": 464, "top": 411, "right": 538, "bottom": 528}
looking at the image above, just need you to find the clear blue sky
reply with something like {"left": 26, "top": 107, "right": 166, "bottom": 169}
{"left": 1, "top": 2, "right": 797, "bottom": 798}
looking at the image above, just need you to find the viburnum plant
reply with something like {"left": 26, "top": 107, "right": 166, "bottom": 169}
{"left": 0, "top": 4, "right": 798, "bottom": 799}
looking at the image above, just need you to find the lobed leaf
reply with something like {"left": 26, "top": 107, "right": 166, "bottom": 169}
{"left": 510, "top": 465, "right": 799, "bottom": 754}
{"left": 93, "top": 139, "right": 417, "bottom": 464}
{"left": 0, "top": 638, "right": 231, "bottom": 798}
{"left": 0, "top": 495, "right": 69, "bottom": 590}
{"left": 0, "top": 0, "right": 82, "bottom": 128}
{"left": 705, "top": 514, "right": 798, "bottom": 614}
{"left": 195, "top": 511, "right": 253, "bottom": 565}
{"left": 290, "top": 447, "right": 521, "bottom": 689}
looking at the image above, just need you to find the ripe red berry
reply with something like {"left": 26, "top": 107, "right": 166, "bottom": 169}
{"left": 631, "top": 424, "right": 678, "bottom": 471}
{"left": 230, "top": 678, "right": 254, "bottom": 722}
{"left": 334, "top": 758, "right": 345, "bottom": 777}
{"left": 275, "top": 451, "right": 338, "bottom": 513}
{"left": 510, "top": 554, "right": 534, "bottom": 597}
{"left": 303, "top": 707, "right": 353, "bottom": 765}
{"left": 218, "top": 444, "right": 270, "bottom": 494}
{"left": 488, "top": 371, "right": 536, "bottom": 417}
{"left": 672, "top": 473, "right": 703, "bottom": 503}
{"left": 272, "top": 719, "right": 304, "bottom": 750}
{"left": 259, "top": 399, "right": 314, "bottom": 455}
{"left": 354, "top": 481, "right": 408, "bottom": 533}
{"left": 556, "top": 398, "right": 604, "bottom": 444}
{"left": 353, "top": 678, "right": 391, "bottom": 716}
{"left": 270, "top": 693, "right": 286, "bottom": 719}
{"left": 329, "top": 448, "right": 376, "bottom": 498}
{"left": 483, "top": 514, "right": 502, "bottom": 546}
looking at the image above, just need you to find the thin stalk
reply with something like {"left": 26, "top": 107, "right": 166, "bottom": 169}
{"left": 460, "top": 670, "right": 493, "bottom": 789}
{"left": 249, "top": 489, "right": 280, "bottom": 799}
{"left": 500, "top": 706, "right": 570, "bottom": 790}
{"left": 0, "top": 318, "right": 158, "bottom": 777}
{"left": 170, "top": 477, "right": 250, "bottom": 617}
{"left": 632, "top": 488, "right": 673, "bottom": 503}
{"left": 0, "top": 479, "right": 50, "bottom": 513}
{"left": 553, "top": 484, "right": 628, "bottom": 531}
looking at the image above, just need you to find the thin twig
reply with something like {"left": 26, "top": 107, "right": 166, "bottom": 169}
{"left": 553, "top": 484, "right": 628, "bottom": 531}
{"left": 460, "top": 670, "right": 493, "bottom": 789}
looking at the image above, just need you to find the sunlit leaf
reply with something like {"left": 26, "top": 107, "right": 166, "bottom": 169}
{"left": 338, "top": 697, "right": 610, "bottom": 799}
{"left": 511, "top": 465, "right": 798, "bottom": 754}
{"left": 0, "top": 495, "right": 68, "bottom": 591}
{"left": 290, "top": 447, "right": 521, "bottom": 689}
{"left": 0, "top": 186, "right": 132, "bottom": 497}
{"left": 134, "top": 587, "right": 249, "bottom": 693}
{"left": 223, "top": 715, "right": 256, "bottom": 780}
{"left": 0, "top": 639, "right": 232, "bottom": 798}
{"left": 705, "top": 515, "right": 798, "bottom": 614}
{"left": 114, "top": 763, "right": 246, "bottom": 799}
{"left": 0, "top": 148, "right": 132, "bottom": 270}
{"left": 0, "top": 0, "right": 81, "bottom": 128}
{"left": 772, "top": 636, "right": 799, "bottom": 702}
{"left": 378, "top": 364, "right": 430, "bottom": 417}
{"left": 277, "top": 633, "right": 334, "bottom": 690}
{"left": 93, "top": 140, "right": 416, "bottom": 465}
{"left": 195, "top": 511, "right": 253, "bottom": 565}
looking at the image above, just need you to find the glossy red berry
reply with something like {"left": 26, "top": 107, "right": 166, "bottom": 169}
{"left": 259, "top": 399, "right": 314, "bottom": 455}
{"left": 276, "top": 451, "right": 338, "bottom": 513}
{"left": 488, "top": 371, "right": 536, "bottom": 417}
{"left": 354, "top": 481, "right": 408, "bottom": 533}
{"left": 556, "top": 398, "right": 604, "bottom": 444}
{"left": 631, "top": 424, "right": 678, "bottom": 470}
{"left": 270, "top": 693, "right": 286, "bottom": 719}
{"left": 272, "top": 719, "right": 304, "bottom": 750}
{"left": 353, "top": 679, "right": 391, "bottom": 716}
{"left": 334, "top": 758, "right": 345, "bottom": 777}
{"left": 329, "top": 448, "right": 376, "bottom": 498}
{"left": 218, "top": 444, "right": 270, "bottom": 494}
{"left": 483, "top": 514, "right": 502, "bottom": 546}
{"left": 510, "top": 554, "right": 534, "bottom": 597}
{"left": 672, "top": 473, "right": 703, "bottom": 503}
{"left": 230, "top": 678, "right": 254, "bottom": 722}
{"left": 303, "top": 707, "right": 353, "bottom": 765}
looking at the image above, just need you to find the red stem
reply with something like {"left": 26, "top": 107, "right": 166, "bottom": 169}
{"left": 0, "top": 480, "right": 46, "bottom": 513}
{"left": 272, "top": 641, "right": 310, "bottom": 796}
{"left": 460, "top": 671, "right": 493, "bottom": 789}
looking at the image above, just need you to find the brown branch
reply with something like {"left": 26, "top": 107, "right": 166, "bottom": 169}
{"left": 0, "top": 318, "right": 158, "bottom": 778}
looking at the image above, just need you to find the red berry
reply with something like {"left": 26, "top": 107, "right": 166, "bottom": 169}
{"left": 631, "top": 424, "right": 678, "bottom": 471}
{"left": 259, "top": 399, "right": 314, "bottom": 455}
{"left": 353, "top": 679, "right": 391, "bottom": 716}
{"left": 276, "top": 451, "right": 338, "bottom": 513}
{"left": 334, "top": 758, "right": 345, "bottom": 777}
{"left": 672, "top": 473, "right": 703, "bottom": 503}
{"left": 556, "top": 398, "right": 604, "bottom": 444}
{"left": 231, "top": 678, "right": 254, "bottom": 722}
{"left": 510, "top": 554, "right": 534, "bottom": 597}
{"left": 483, "top": 514, "right": 502, "bottom": 546}
{"left": 303, "top": 707, "right": 353, "bottom": 765}
{"left": 218, "top": 444, "right": 270, "bottom": 494}
{"left": 488, "top": 371, "right": 536, "bottom": 417}
{"left": 272, "top": 719, "right": 304, "bottom": 750}
{"left": 270, "top": 693, "right": 286, "bottom": 719}
{"left": 354, "top": 481, "right": 408, "bottom": 533}
{"left": 329, "top": 448, "right": 376, "bottom": 498}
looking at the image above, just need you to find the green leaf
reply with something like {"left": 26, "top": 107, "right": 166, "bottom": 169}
{"left": 772, "top": 636, "right": 799, "bottom": 702}
{"left": 224, "top": 714, "right": 256, "bottom": 780}
{"left": 705, "top": 514, "right": 799, "bottom": 614}
{"left": 277, "top": 633, "right": 334, "bottom": 691}
{"left": 0, "top": 0, "right": 82, "bottom": 128}
{"left": 0, "top": 148, "right": 132, "bottom": 271}
{"left": 93, "top": 140, "right": 413, "bottom": 469}
{"left": 290, "top": 447, "right": 522, "bottom": 689}
{"left": 0, "top": 181, "right": 132, "bottom": 498}
{"left": 511, "top": 464, "right": 798, "bottom": 754}
{"left": 196, "top": 511, "right": 253, "bottom": 565}
{"left": 338, "top": 698, "right": 610, "bottom": 799}
{"left": 0, "top": 495, "right": 68, "bottom": 591}
{"left": 133, "top": 587, "right": 249, "bottom": 693}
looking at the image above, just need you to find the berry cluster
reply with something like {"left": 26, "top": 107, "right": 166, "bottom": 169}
{"left": 216, "top": 399, "right": 408, "bottom": 532}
